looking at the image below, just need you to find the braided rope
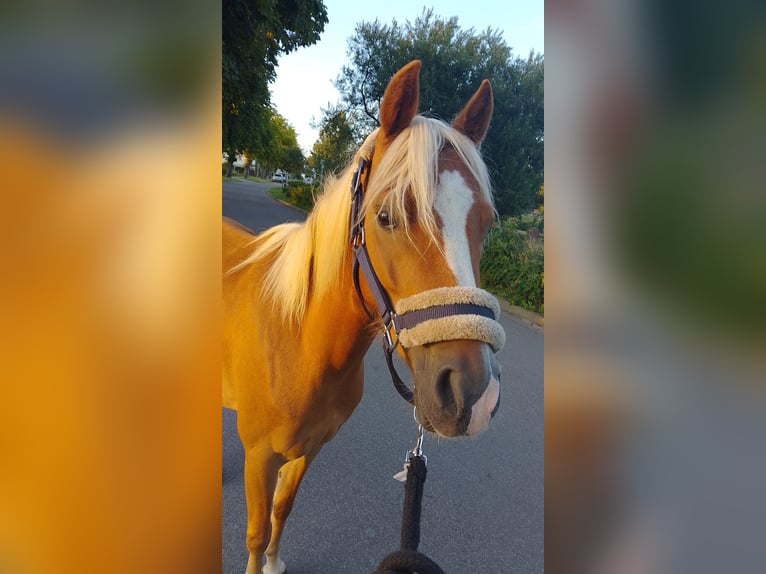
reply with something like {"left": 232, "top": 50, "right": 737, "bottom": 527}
{"left": 373, "top": 455, "right": 446, "bottom": 574}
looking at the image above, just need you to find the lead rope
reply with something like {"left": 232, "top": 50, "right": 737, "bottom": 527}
{"left": 373, "top": 420, "right": 446, "bottom": 574}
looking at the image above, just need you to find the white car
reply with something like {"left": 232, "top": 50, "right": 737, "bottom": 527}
{"left": 271, "top": 171, "right": 286, "bottom": 182}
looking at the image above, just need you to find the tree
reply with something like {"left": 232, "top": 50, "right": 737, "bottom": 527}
{"left": 334, "top": 9, "right": 543, "bottom": 215}
{"left": 222, "top": 0, "right": 328, "bottom": 172}
{"left": 308, "top": 105, "right": 359, "bottom": 178}
{"left": 483, "top": 52, "right": 544, "bottom": 215}
{"left": 257, "top": 110, "right": 305, "bottom": 175}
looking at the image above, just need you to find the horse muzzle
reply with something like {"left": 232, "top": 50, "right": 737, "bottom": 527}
{"left": 408, "top": 340, "right": 501, "bottom": 437}
{"left": 394, "top": 287, "right": 505, "bottom": 438}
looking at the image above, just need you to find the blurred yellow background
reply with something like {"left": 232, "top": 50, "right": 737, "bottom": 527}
{"left": 0, "top": 2, "right": 221, "bottom": 572}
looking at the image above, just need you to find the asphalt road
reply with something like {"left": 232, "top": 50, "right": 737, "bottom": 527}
{"left": 222, "top": 178, "right": 544, "bottom": 574}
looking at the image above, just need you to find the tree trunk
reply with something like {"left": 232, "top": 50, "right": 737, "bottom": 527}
{"left": 243, "top": 154, "right": 251, "bottom": 178}
{"left": 225, "top": 158, "right": 234, "bottom": 178}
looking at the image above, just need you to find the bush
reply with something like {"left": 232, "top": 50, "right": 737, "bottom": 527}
{"left": 516, "top": 213, "right": 545, "bottom": 234}
{"left": 480, "top": 217, "right": 544, "bottom": 314}
{"left": 285, "top": 181, "right": 316, "bottom": 211}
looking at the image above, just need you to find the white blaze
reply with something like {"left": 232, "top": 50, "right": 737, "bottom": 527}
{"left": 433, "top": 170, "right": 476, "bottom": 286}
{"left": 434, "top": 170, "right": 499, "bottom": 436}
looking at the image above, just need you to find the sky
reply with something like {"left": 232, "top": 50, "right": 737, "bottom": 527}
{"left": 270, "top": 0, "right": 544, "bottom": 154}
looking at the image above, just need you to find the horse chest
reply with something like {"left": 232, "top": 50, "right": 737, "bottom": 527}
{"left": 275, "top": 367, "right": 364, "bottom": 458}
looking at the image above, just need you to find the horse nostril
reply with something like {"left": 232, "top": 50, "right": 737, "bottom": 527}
{"left": 433, "top": 366, "right": 462, "bottom": 414}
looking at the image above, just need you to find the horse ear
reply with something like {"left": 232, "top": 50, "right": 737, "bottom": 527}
{"left": 452, "top": 80, "right": 493, "bottom": 144}
{"left": 379, "top": 60, "right": 421, "bottom": 143}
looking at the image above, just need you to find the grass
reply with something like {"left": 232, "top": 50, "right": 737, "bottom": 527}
{"left": 223, "top": 175, "right": 270, "bottom": 183}
{"left": 266, "top": 186, "right": 290, "bottom": 204}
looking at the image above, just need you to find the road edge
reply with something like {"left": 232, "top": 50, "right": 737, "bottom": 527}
{"left": 497, "top": 298, "right": 544, "bottom": 330}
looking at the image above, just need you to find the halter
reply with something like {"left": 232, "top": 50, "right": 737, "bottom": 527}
{"left": 348, "top": 157, "right": 505, "bottom": 404}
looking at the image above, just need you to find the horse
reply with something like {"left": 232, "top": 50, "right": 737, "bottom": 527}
{"left": 222, "top": 60, "right": 506, "bottom": 574}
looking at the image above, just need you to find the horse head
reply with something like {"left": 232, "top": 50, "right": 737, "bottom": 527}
{"left": 356, "top": 60, "right": 504, "bottom": 438}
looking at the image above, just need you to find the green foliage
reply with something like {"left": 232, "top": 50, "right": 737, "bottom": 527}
{"left": 309, "top": 106, "right": 358, "bottom": 177}
{"left": 333, "top": 8, "right": 543, "bottom": 216}
{"left": 516, "top": 213, "right": 544, "bottom": 234}
{"left": 620, "top": 114, "right": 766, "bottom": 343}
{"left": 285, "top": 181, "right": 316, "bottom": 211}
{"left": 483, "top": 53, "right": 544, "bottom": 216}
{"left": 271, "top": 114, "right": 305, "bottom": 173}
{"left": 222, "top": 0, "right": 328, "bottom": 160}
{"left": 246, "top": 109, "right": 305, "bottom": 173}
{"left": 480, "top": 217, "right": 544, "bottom": 314}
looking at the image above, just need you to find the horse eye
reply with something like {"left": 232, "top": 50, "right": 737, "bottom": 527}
{"left": 377, "top": 210, "right": 396, "bottom": 229}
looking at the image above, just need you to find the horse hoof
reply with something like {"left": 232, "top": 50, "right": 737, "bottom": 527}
{"left": 262, "top": 556, "right": 286, "bottom": 574}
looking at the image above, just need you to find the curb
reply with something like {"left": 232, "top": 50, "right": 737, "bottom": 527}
{"left": 267, "top": 191, "right": 309, "bottom": 215}
{"left": 496, "top": 297, "right": 544, "bottom": 329}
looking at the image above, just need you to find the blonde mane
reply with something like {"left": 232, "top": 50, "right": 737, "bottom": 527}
{"left": 361, "top": 116, "right": 493, "bottom": 242}
{"left": 229, "top": 116, "right": 492, "bottom": 325}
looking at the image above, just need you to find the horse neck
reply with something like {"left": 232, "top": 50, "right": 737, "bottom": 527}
{"left": 302, "top": 243, "right": 377, "bottom": 374}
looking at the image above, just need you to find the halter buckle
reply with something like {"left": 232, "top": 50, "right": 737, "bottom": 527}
{"left": 382, "top": 311, "right": 399, "bottom": 351}
{"left": 350, "top": 225, "right": 365, "bottom": 248}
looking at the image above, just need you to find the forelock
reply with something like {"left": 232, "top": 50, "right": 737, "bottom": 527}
{"left": 361, "top": 116, "right": 493, "bottom": 244}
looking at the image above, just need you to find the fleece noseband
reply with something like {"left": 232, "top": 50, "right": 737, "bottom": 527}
{"left": 348, "top": 158, "right": 505, "bottom": 404}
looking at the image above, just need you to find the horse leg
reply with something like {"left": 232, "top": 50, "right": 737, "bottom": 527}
{"left": 263, "top": 454, "right": 315, "bottom": 574}
{"left": 244, "top": 444, "right": 283, "bottom": 574}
